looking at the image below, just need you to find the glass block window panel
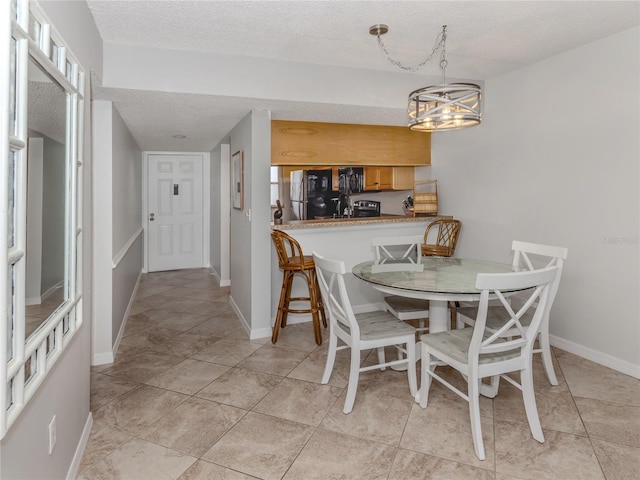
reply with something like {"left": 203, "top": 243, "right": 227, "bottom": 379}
{"left": 9, "top": 37, "right": 17, "bottom": 137}
{"left": 51, "top": 39, "right": 59, "bottom": 67}
{"left": 7, "top": 151, "right": 15, "bottom": 248}
{"left": 6, "top": 266, "right": 15, "bottom": 362}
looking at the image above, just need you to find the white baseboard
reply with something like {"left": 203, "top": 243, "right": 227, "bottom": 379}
{"left": 91, "top": 271, "right": 141, "bottom": 366}
{"left": 550, "top": 334, "right": 640, "bottom": 379}
{"left": 111, "top": 271, "right": 142, "bottom": 360}
{"left": 65, "top": 412, "right": 93, "bottom": 480}
{"left": 209, "top": 267, "right": 231, "bottom": 287}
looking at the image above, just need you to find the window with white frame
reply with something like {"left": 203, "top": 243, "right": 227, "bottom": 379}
{"left": 0, "top": 0, "right": 84, "bottom": 439}
{"left": 270, "top": 166, "right": 279, "bottom": 206}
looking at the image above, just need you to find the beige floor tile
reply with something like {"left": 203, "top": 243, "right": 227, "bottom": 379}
{"left": 195, "top": 367, "right": 283, "bottom": 409}
{"left": 155, "top": 312, "right": 211, "bottom": 331}
{"left": 271, "top": 322, "right": 327, "bottom": 352}
{"left": 494, "top": 420, "right": 605, "bottom": 480}
{"left": 97, "top": 350, "right": 185, "bottom": 383}
{"left": 192, "top": 338, "right": 262, "bottom": 366}
{"left": 188, "top": 301, "right": 237, "bottom": 317}
{"left": 574, "top": 396, "right": 640, "bottom": 447}
{"left": 78, "top": 423, "right": 132, "bottom": 473}
{"left": 400, "top": 402, "right": 494, "bottom": 469}
{"left": 81, "top": 269, "right": 640, "bottom": 480}
{"left": 236, "top": 344, "right": 309, "bottom": 376}
{"left": 389, "top": 448, "right": 496, "bottom": 480}
{"left": 177, "top": 460, "right": 256, "bottom": 480}
{"left": 254, "top": 377, "right": 341, "bottom": 426}
{"left": 288, "top": 346, "right": 352, "bottom": 388}
{"left": 77, "top": 438, "right": 196, "bottom": 480}
{"left": 202, "top": 412, "right": 314, "bottom": 480}
{"left": 188, "top": 317, "right": 245, "bottom": 337}
{"left": 139, "top": 397, "right": 247, "bottom": 457}
{"left": 555, "top": 350, "right": 640, "bottom": 406}
{"left": 90, "top": 372, "right": 138, "bottom": 410}
{"left": 493, "top": 381, "right": 586, "bottom": 435}
{"left": 145, "top": 358, "right": 230, "bottom": 395}
{"left": 92, "top": 385, "right": 188, "bottom": 435}
{"left": 591, "top": 438, "right": 640, "bottom": 480}
{"left": 322, "top": 389, "right": 412, "bottom": 445}
{"left": 283, "top": 428, "right": 396, "bottom": 480}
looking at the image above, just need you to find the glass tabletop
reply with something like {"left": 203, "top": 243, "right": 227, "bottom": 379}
{"left": 352, "top": 257, "right": 521, "bottom": 295}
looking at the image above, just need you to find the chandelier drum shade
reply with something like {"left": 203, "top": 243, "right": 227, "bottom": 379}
{"left": 408, "top": 83, "right": 482, "bottom": 131}
{"left": 370, "top": 24, "right": 482, "bottom": 132}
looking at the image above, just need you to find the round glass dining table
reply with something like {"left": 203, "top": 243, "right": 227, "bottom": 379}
{"left": 352, "top": 257, "right": 522, "bottom": 333}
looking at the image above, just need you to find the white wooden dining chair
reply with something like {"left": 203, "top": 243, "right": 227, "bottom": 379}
{"left": 455, "top": 240, "right": 568, "bottom": 385}
{"left": 419, "top": 266, "right": 559, "bottom": 460}
{"left": 312, "top": 252, "right": 417, "bottom": 414}
{"left": 371, "top": 235, "right": 430, "bottom": 332}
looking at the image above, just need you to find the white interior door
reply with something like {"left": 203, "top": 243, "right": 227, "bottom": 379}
{"left": 148, "top": 154, "right": 204, "bottom": 272}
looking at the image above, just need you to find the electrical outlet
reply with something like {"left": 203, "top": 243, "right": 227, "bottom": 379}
{"left": 48, "top": 415, "right": 56, "bottom": 454}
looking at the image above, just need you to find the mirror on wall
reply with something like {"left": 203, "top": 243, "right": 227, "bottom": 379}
{"left": 24, "top": 55, "right": 68, "bottom": 338}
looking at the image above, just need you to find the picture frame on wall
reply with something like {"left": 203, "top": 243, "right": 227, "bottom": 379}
{"left": 232, "top": 150, "right": 243, "bottom": 210}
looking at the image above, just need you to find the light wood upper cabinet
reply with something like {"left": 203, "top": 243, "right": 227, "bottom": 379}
{"left": 271, "top": 120, "right": 431, "bottom": 166}
{"left": 364, "top": 166, "right": 414, "bottom": 191}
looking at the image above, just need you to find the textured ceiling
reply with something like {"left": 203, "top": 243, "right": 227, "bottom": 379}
{"left": 85, "top": 0, "right": 640, "bottom": 151}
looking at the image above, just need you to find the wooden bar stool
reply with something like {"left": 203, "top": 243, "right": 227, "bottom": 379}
{"left": 271, "top": 229, "right": 327, "bottom": 345}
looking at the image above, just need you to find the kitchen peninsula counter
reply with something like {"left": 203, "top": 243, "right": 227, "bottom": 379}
{"left": 269, "top": 214, "right": 452, "bottom": 335}
{"left": 273, "top": 214, "right": 452, "bottom": 230}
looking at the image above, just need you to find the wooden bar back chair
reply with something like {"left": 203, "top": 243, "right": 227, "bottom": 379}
{"left": 271, "top": 230, "right": 327, "bottom": 345}
{"left": 422, "top": 219, "right": 462, "bottom": 257}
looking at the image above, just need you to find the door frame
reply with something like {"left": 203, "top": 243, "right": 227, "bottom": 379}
{"left": 142, "top": 151, "right": 210, "bottom": 273}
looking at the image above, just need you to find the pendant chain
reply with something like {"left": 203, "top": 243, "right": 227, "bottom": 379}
{"left": 375, "top": 25, "right": 447, "bottom": 74}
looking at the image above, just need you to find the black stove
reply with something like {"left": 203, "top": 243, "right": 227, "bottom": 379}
{"left": 352, "top": 200, "right": 381, "bottom": 218}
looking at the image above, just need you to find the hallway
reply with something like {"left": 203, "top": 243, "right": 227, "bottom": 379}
{"left": 79, "top": 269, "right": 639, "bottom": 479}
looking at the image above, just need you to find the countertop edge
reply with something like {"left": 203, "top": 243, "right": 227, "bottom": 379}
{"left": 272, "top": 215, "right": 452, "bottom": 230}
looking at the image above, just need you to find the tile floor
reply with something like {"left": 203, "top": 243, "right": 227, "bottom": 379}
{"left": 79, "top": 268, "right": 640, "bottom": 480}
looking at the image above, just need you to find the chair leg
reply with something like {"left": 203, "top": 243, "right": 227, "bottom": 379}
{"left": 468, "top": 378, "right": 485, "bottom": 461}
{"left": 306, "top": 270, "right": 322, "bottom": 345}
{"left": 521, "top": 367, "right": 544, "bottom": 443}
{"left": 406, "top": 338, "right": 417, "bottom": 397}
{"left": 321, "top": 333, "right": 337, "bottom": 384}
{"left": 281, "top": 271, "right": 294, "bottom": 328}
{"left": 377, "top": 347, "right": 387, "bottom": 371}
{"left": 419, "top": 343, "right": 433, "bottom": 408}
{"left": 343, "top": 349, "right": 361, "bottom": 414}
{"left": 539, "top": 330, "right": 559, "bottom": 385}
{"left": 272, "top": 270, "right": 292, "bottom": 343}
{"left": 311, "top": 269, "right": 328, "bottom": 328}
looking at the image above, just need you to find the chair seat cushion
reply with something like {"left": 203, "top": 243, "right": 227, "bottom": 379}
{"left": 354, "top": 311, "right": 416, "bottom": 341}
{"left": 384, "top": 295, "right": 430, "bottom": 314}
{"left": 457, "top": 306, "right": 534, "bottom": 329}
{"left": 422, "top": 245, "right": 451, "bottom": 256}
{"left": 282, "top": 255, "right": 316, "bottom": 270}
{"left": 420, "top": 328, "right": 519, "bottom": 364}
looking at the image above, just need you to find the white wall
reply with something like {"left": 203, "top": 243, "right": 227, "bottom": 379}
{"left": 0, "top": 1, "right": 103, "bottom": 478}
{"left": 91, "top": 101, "right": 143, "bottom": 363}
{"left": 431, "top": 26, "right": 640, "bottom": 376}
{"left": 226, "top": 110, "right": 272, "bottom": 337}
{"left": 209, "top": 143, "right": 230, "bottom": 285}
{"left": 110, "top": 106, "right": 143, "bottom": 342}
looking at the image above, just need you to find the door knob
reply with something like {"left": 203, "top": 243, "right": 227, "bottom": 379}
{"left": 149, "top": 213, "right": 155, "bottom": 221}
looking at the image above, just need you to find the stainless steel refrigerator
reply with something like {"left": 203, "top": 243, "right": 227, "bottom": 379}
{"left": 290, "top": 169, "right": 334, "bottom": 220}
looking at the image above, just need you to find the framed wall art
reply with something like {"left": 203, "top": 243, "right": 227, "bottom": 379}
{"left": 232, "top": 150, "right": 243, "bottom": 210}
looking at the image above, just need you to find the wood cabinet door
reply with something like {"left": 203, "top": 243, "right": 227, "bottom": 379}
{"left": 377, "top": 167, "right": 393, "bottom": 190}
{"left": 392, "top": 167, "right": 415, "bottom": 190}
{"left": 364, "top": 167, "right": 380, "bottom": 190}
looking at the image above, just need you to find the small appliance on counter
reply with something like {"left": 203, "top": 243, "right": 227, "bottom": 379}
{"left": 352, "top": 199, "right": 381, "bottom": 218}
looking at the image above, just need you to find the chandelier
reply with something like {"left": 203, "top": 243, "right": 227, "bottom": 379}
{"left": 369, "top": 24, "right": 482, "bottom": 132}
